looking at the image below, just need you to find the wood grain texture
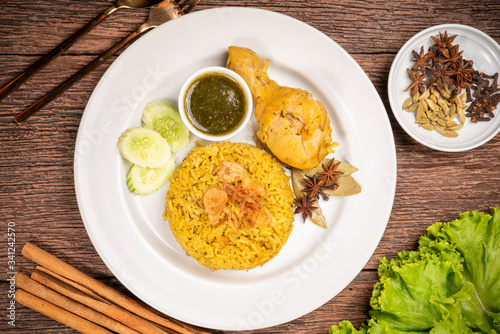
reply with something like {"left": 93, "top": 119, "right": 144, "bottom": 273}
{"left": 1, "top": 271, "right": 378, "bottom": 333}
{"left": 1, "top": 0, "right": 499, "bottom": 333}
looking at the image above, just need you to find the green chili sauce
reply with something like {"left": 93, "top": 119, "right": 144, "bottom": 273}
{"left": 185, "top": 72, "right": 247, "bottom": 135}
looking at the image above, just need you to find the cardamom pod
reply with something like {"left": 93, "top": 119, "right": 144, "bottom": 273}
{"left": 412, "top": 91, "right": 420, "bottom": 103}
{"left": 419, "top": 90, "right": 430, "bottom": 101}
{"left": 457, "top": 107, "right": 466, "bottom": 123}
{"left": 406, "top": 103, "right": 418, "bottom": 112}
{"left": 421, "top": 124, "right": 434, "bottom": 131}
{"left": 402, "top": 97, "right": 412, "bottom": 110}
{"left": 439, "top": 100, "right": 450, "bottom": 115}
{"left": 420, "top": 100, "right": 429, "bottom": 111}
{"left": 426, "top": 98, "right": 439, "bottom": 112}
{"left": 416, "top": 115, "right": 430, "bottom": 124}
{"left": 432, "top": 121, "right": 443, "bottom": 132}
{"left": 430, "top": 87, "right": 440, "bottom": 97}
{"left": 442, "top": 84, "right": 451, "bottom": 94}
{"left": 441, "top": 89, "right": 451, "bottom": 99}
{"left": 459, "top": 93, "right": 467, "bottom": 104}
{"left": 442, "top": 129, "right": 459, "bottom": 137}
{"left": 450, "top": 103, "right": 457, "bottom": 118}
{"left": 447, "top": 124, "right": 464, "bottom": 131}
{"left": 437, "top": 108, "right": 445, "bottom": 119}
{"left": 416, "top": 104, "right": 424, "bottom": 119}
{"left": 426, "top": 111, "right": 439, "bottom": 121}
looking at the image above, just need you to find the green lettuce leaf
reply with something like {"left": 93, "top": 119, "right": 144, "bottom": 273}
{"left": 369, "top": 241, "right": 474, "bottom": 332}
{"left": 329, "top": 320, "right": 368, "bottom": 334}
{"left": 421, "top": 208, "right": 500, "bottom": 332}
{"left": 329, "top": 207, "right": 500, "bottom": 334}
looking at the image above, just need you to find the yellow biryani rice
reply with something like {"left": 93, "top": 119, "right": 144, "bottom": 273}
{"left": 164, "top": 142, "right": 295, "bottom": 270}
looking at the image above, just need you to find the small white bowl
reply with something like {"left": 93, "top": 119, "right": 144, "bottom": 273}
{"left": 388, "top": 24, "right": 500, "bottom": 152}
{"left": 178, "top": 66, "right": 253, "bottom": 141}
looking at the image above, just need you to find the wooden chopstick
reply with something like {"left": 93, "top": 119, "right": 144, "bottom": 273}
{"left": 0, "top": 5, "right": 119, "bottom": 104}
{"left": 14, "top": 30, "right": 139, "bottom": 124}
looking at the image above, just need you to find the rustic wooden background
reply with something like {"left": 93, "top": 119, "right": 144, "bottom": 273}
{"left": 1, "top": 0, "right": 499, "bottom": 333}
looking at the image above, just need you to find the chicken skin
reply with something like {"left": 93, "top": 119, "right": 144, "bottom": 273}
{"left": 226, "top": 46, "right": 336, "bottom": 170}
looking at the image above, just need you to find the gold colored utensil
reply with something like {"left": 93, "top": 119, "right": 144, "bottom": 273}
{"left": 0, "top": 0, "right": 165, "bottom": 103}
{"left": 14, "top": 0, "right": 201, "bottom": 124}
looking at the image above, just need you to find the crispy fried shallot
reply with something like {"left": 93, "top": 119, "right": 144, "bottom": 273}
{"left": 203, "top": 160, "right": 270, "bottom": 229}
{"left": 217, "top": 160, "right": 248, "bottom": 183}
{"left": 203, "top": 187, "right": 228, "bottom": 225}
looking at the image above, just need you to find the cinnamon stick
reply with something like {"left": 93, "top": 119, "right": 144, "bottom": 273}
{"left": 37, "top": 265, "right": 184, "bottom": 333}
{"left": 15, "top": 272, "right": 140, "bottom": 334}
{"left": 31, "top": 270, "right": 168, "bottom": 334}
{"left": 36, "top": 265, "right": 110, "bottom": 303}
{"left": 14, "top": 289, "right": 112, "bottom": 334}
{"left": 22, "top": 242, "right": 205, "bottom": 334}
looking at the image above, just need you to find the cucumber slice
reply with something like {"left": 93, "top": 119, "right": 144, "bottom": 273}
{"left": 117, "top": 127, "right": 172, "bottom": 168}
{"left": 126, "top": 159, "right": 176, "bottom": 195}
{"left": 142, "top": 101, "right": 190, "bottom": 153}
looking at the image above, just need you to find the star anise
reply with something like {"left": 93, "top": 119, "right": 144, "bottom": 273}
{"left": 303, "top": 175, "right": 329, "bottom": 201}
{"left": 431, "top": 31, "right": 457, "bottom": 53}
{"left": 402, "top": 30, "right": 500, "bottom": 126}
{"left": 411, "top": 46, "right": 431, "bottom": 73}
{"left": 426, "top": 62, "right": 455, "bottom": 92}
{"left": 403, "top": 68, "right": 427, "bottom": 96}
{"left": 294, "top": 196, "right": 317, "bottom": 222}
{"left": 426, "top": 45, "right": 439, "bottom": 63}
{"left": 438, "top": 44, "right": 463, "bottom": 68}
{"left": 317, "top": 159, "right": 343, "bottom": 190}
{"left": 453, "top": 56, "right": 474, "bottom": 93}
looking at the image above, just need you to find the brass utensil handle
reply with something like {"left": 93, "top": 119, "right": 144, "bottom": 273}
{"left": 0, "top": 5, "right": 118, "bottom": 103}
{"left": 14, "top": 30, "right": 139, "bottom": 124}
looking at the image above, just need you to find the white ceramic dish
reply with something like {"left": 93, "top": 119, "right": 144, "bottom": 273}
{"left": 178, "top": 66, "right": 252, "bottom": 141}
{"left": 74, "top": 7, "right": 396, "bottom": 330}
{"left": 388, "top": 24, "right": 500, "bottom": 152}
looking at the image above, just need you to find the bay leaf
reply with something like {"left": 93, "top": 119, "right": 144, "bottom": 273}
{"left": 310, "top": 203, "right": 327, "bottom": 229}
{"left": 291, "top": 168, "right": 306, "bottom": 200}
{"left": 302, "top": 158, "right": 358, "bottom": 178}
{"left": 324, "top": 175, "right": 362, "bottom": 197}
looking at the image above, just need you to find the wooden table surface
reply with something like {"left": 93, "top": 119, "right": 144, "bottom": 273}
{"left": 1, "top": 0, "right": 499, "bottom": 333}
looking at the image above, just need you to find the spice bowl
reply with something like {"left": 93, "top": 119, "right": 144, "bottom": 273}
{"left": 388, "top": 24, "right": 500, "bottom": 152}
{"left": 178, "top": 66, "right": 253, "bottom": 141}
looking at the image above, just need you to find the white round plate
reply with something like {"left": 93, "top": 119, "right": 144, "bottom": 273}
{"left": 74, "top": 7, "right": 396, "bottom": 330}
{"left": 388, "top": 24, "right": 500, "bottom": 152}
